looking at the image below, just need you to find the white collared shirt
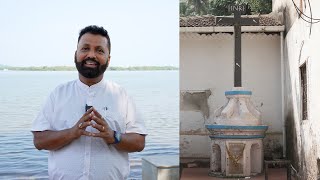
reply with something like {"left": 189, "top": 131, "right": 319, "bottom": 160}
{"left": 31, "top": 79, "right": 147, "bottom": 180}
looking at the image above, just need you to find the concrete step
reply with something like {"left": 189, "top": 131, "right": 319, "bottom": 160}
{"left": 142, "top": 155, "right": 179, "bottom": 180}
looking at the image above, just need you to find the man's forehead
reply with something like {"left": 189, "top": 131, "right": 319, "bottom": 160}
{"left": 78, "top": 33, "right": 108, "bottom": 47}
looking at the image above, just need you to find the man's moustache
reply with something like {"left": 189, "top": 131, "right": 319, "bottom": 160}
{"left": 82, "top": 58, "right": 100, "bottom": 66}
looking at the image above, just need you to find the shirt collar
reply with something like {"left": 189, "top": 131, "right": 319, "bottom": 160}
{"left": 76, "top": 78, "right": 106, "bottom": 91}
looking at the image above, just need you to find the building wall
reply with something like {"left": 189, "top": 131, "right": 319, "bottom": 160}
{"left": 273, "top": 0, "right": 320, "bottom": 179}
{"left": 272, "top": 0, "right": 299, "bottom": 33}
{"left": 180, "top": 33, "right": 283, "bottom": 165}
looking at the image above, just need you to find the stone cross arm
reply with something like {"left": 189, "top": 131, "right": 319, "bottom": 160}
{"left": 215, "top": 12, "right": 259, "bottom": 87}
{"left": 216, "top": 16, "right": 259, "bottom": 26}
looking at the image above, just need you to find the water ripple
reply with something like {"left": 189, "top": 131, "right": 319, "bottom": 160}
{"left": 0, "top": 71, "right": 178, "bottom": 179}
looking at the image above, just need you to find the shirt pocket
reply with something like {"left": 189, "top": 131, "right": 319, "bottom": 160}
{"left": 103, "top": 110, "right": 125, "bottom": 133}
{"left": 51, "top": 112, "right": 79, "bottom": 130}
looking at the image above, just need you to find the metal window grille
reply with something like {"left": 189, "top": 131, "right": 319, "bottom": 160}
{"left": 300, "top": 63, "right": 308, "bottom": 120}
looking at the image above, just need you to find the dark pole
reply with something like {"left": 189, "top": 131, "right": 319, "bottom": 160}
{"left": 234, "top": 10, "right": 241, "bottom": 87}
{"left": 216, "top": 5, "right": 258, "bottom": 87}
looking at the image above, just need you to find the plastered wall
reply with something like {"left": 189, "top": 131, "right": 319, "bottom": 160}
{"left": 180, "top": 33, "right": 283, "bottom": 164}
{"left": 273, "top": 0, "right": 320, "bottom": 178}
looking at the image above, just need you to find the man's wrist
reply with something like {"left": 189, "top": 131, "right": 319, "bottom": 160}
{"left": 68, "top": 128, "right": 78, "bottom": 140}
{"left": 112, "top": 130, "right": 121, "bottom": 144}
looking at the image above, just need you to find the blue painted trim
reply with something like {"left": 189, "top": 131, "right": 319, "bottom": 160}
{"left": 210, "top": 135, "right": 265, "bottom": 139}
{"left": 206, "top": 125, "right": 268, "bottom": 130}
{"left": 225, "top": 91, "right": 252, "bottom": 95}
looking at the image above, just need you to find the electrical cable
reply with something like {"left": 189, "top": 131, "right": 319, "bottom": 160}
{"left": 292, "top": 1, "right": 320, "bottom": 24}
{"left": 307, "top": 0, "right": 312, "bottom": 35}
{"left": 294, "top": 4, "right": 320, "bottom": 24}
{"left": 293, "top": 2, "right": 320, "bottom": 23}
{"left": 291, "top": 0, "right": 317, "bottom": 20}
{"left": 290, "top": 0, "right": 319, "bottom": 35}
{"left": 291, "top": 0, "right": 320, "bottom": 21}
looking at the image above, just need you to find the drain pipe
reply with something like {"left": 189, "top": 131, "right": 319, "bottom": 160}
{"left": 280, "top": 31, "right": 286, "bottom": 158}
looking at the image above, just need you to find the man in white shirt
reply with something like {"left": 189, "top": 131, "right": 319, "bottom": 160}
{"left": 31, "top": 25, "right": 147, "bottom": 180}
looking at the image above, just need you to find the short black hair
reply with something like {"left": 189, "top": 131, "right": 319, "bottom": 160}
{"left": 78, "top": 25, "right": 111, "bottom": 54}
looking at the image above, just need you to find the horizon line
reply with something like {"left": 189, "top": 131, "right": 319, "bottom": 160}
{"left": 0, "top": 65, "right": 179, "bottom": 68}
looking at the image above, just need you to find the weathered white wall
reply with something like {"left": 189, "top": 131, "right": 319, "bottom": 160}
{"left": 272, "top": 0, "right": 298, "bottom": 30}
{"left": 180, "top": 33, "right": 283, "bottom": 163}
{"left": 273, "top": 0, "right": 320, "bottom": 178}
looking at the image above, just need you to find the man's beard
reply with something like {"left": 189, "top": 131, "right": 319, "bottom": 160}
{"left": 75, "top": 57, "right": 108, "bottom": 78}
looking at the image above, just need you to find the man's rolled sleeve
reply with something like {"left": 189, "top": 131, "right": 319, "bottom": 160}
{"left": 31, "top": 94, "right": 54, "bottom": 132}
{"left": 125, "top": 96, "right": 147, "bottom": 135}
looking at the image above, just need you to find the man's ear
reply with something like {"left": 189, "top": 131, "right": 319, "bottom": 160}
{"left": 74, "top": 51, "right": 77, "bottom": 63}
{"left": 107, "top": 55, "right": 111, "bottom": 66}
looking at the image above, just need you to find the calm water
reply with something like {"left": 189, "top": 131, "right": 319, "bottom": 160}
{"left": 0, "top": 71, "right": 179, "bottom": 179}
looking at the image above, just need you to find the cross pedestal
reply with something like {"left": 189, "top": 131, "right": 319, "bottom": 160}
{"left": 209, "top": 139, "right": 264, "bottom": 177}
{"left": 206, "top": 87, "right": 268, "bottom": 177}
{"left": 205, "top": 5, "right": 267, "bottom": 177}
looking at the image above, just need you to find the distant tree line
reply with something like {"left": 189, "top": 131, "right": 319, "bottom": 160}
{"left": 180, "top": 0, "right": 272, "bottom": 16}
{"left": 3, "top": 66, "right": 76, "bottom": 71}
{"left": 0, "top": 66, "right": 178, "bottom": 71}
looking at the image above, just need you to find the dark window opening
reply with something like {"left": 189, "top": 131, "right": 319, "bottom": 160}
{"left": 300, "top": 63, "right": 308, "bottom": 120}
{"left": 317, "top": 159, "right": 320, "bottom": 178}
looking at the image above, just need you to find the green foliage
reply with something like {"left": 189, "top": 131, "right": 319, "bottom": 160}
{"left": 209, "top": 0, "right": 236, "bottom": 16}
{"left": 246, "top": 0, "right": 272, "bottom": 14}
{"left": 181, "top": 0, "right": 210, "bottom": 16}
{"left": 188, "top": 0, "right": 209, "bottom": 15}
{"left": 180, "top": 2, "right": 192, "bottom": 16}
{"left": 180, "top": 0, "right": 272, "bottom": 16}
{"left": 5, "top": 66, "right": 76, "bottom": 71}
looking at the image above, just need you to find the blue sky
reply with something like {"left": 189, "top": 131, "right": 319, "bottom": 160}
{"left": 0, "top": 1, "right": 179, "bottom": 67}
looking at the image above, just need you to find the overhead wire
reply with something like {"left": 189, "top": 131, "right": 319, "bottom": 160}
{"left": 291, "top": 0, "right": 319, "bottom": 35}
{"left": 291, "top": 0, "right": 320, "bottom": 22}
{"left": 307, "top": 0, "right": 312, "bottom": 35}
{"left": 293, "top": 7, "right": 320, "bottom": 24}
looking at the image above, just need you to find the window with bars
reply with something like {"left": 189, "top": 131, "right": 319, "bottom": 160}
{"left": 300, "top": 63, "right": 308, "bottom": 120}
